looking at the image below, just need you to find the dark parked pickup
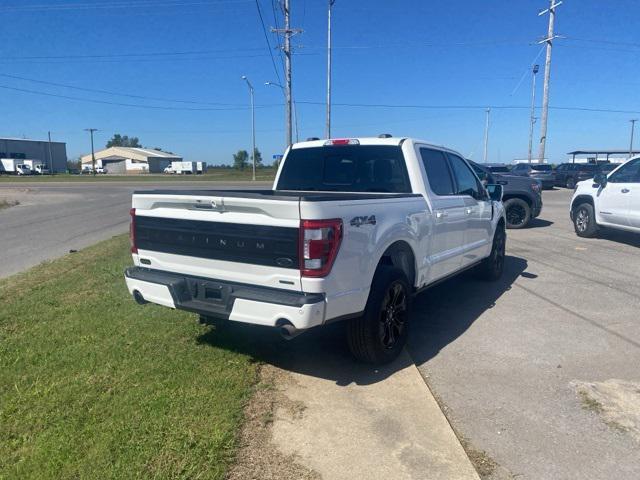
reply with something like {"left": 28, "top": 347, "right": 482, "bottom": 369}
{"left": 470, "top": 161, "right": 543, "bottom": 229}
{"left": 554, "top": 163, "right": 600, "bottom": 189}
{"left": 510, "top": 163, "right": 556, "bottom": 189}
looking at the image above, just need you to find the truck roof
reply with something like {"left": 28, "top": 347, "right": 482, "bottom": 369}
{"left": 290, "top": 136, "right": 447, "bottom": 150}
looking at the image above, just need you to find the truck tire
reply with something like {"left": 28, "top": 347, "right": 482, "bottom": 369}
{"left": 504, "top": 198, "right": 531, "bottom": 229}
{"left": 566, "top": 177, "right": 576, "bottom": 189}
{"left": 573, "top": 203, "right": 599, "bottom": 238}
{"left": 347, "top": 267, "right": 411, "bottom": 365}
{"left": 476, "top": 225, "right": 506, "bottom": 281}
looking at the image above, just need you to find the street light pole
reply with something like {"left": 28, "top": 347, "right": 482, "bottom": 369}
{"left": 483, "top": 108, "right": 490, "bottom": 163}
{"left": 326, "top": 0, "right": 335, "bottom": 139}
{"left": 630, "top": 119, "right": 638, "bottom": 158}
{"left": 266, "top": 80, "right": 299, "bottom": 148}
{"left": 84, "top": 128, "right": 98, "bottom": 176}
{"left": 528, "top": 64, "right": 539, "bottom": 163}
{"left": 241, "top": 76, "right": 256, "bottom": 181}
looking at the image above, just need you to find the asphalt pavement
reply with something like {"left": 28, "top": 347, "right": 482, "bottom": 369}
{"left": 0, "top": 181, "right": 267, "bottom": 278}
{"left": 409, "top": 188, "right": 640, "bottom": 479}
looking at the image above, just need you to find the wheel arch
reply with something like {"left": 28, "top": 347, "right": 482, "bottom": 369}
{"left": 376, "top": 240, "right": 417, "bottom": 288}
{"left": 571, "top": 194, "right": 594, "bottom": 212}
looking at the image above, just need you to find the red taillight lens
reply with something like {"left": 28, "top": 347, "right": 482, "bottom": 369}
{"left": 299, "top": 219, "right": 343, "bottom": 277}
{"left": 323, "top": 138, "right": 360, "bottom": 146}
{"left": 129, "top": 208, "right": 138, "bottom": 254}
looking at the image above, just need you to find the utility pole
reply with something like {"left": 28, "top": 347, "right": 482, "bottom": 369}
{"left": 272, "top": 0, "right": 302, "bottom": 147}
{"left": 47, "top": 131, "right": 54, "bottom": 174}
{"left": 527, "top": 65, "right": 539, "bottom": 163}
{"left": 241, "top": 76, "right": 256, "bottom": 181}
{"left": 537, "top": 0, "right": 562, "bottom": 164}
{"left": 326, "top": 0, "right": 335, "bottom": 139}
{"left": 630, "top": 119, "right": 638, "bottom": 158}
{"left": 483, "top": 108, "right": 490, "bottom": 163}
{"left": 84, "top": 128, "right": 98, "bottom": 176}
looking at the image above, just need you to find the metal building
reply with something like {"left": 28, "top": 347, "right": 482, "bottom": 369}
{"left": 80, "top": 147, "right": 182, "bottom": 174}
{"left": 0, "top": 137, "right": 68, "bottom": 173}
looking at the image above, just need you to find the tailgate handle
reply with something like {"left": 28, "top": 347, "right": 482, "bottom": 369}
{"left": 192, "top": 199, "right": 225, "bottom": 211}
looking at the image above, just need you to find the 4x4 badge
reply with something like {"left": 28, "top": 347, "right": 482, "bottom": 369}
{"left": 350, "top": 215, "right": 376, "bottom": 227}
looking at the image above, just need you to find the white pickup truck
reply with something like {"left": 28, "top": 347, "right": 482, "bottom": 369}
{"left": 125, "top": 137, "right": 506, "bottom": 364}
{"left": 571, "top": 156, "right": 640, "bottom": 237}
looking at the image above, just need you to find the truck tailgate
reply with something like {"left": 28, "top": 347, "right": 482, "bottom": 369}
{"left": 131, "top": 191, "right": 303, "bottom": 291}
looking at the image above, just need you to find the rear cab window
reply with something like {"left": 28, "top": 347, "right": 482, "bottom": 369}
{"left": 276, "top": 145, "right": 411, "bottom": 193}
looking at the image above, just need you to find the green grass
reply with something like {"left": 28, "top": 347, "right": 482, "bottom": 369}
{"left": 0, "top": 169, "right": 276, "bottom": 183}
{"left": 0, "top": 236, "right": 257, "bottom": 479}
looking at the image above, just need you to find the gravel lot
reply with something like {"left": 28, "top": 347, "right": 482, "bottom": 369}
{"left": 0, "top": 181, "right": 267, "bottom": 278}
{"left": 409, "top": 188, "right": 640, "bottom": 479}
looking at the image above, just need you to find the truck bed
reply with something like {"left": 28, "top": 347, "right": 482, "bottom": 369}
{"left": 133, "top": 189, "right": 422, "bottom": 202}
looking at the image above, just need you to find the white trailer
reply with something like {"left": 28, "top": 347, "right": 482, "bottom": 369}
{"left": 196, "top": 162, "right": 206, "bottom": 174}
{"left": 171, "top": 161, "right": 197, "bottom": 174}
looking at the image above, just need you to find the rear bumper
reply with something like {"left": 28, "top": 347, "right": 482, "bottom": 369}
{"left": 125, "top": 267, "right": 326, "bottom": 330}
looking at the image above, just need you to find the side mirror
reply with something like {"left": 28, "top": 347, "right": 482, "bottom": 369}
{"left": 486, "top": 184, "right": 503, "bottom": 202}
{"left": 593, "top": 173, "right": 608, "bottom": 187}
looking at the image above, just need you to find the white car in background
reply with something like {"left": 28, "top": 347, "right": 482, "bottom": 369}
{"left": 570, "top": 156, "right": 640, "bottom": 237}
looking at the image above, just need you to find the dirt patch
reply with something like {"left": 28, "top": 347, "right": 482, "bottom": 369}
{"left": 572, "top": 379, "right": 640, "bottom": 442}
{"left": 0, "top": 199, "right": 19, "bottom": 210}
{"left": 226, "top": 363, "right": 320, "bottom": 480}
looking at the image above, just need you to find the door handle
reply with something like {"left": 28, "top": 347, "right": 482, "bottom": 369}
{"left": 621, "top": 188, "right": 630, "bottom": 193}
{"left": 465, "top": 207, "right": 473, "bottom": 215}
{"left": 435, "top": 211, "right": 448, "bottom": 219}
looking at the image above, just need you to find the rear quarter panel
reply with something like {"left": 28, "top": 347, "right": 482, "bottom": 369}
{"left": 299, "top": 196, "right": 430, "bottom": 320}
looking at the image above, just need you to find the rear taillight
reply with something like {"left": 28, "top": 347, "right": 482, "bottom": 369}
{"left": 531, "top": 182, "right": 541, "bottom": 193}
{"left": 129, "top": 208, "right": 138, "bottom": 254}
{"left": 300, "top": 219, "right": 343, "bottom": 277}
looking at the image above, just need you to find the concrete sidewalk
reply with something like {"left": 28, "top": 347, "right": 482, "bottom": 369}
{"left": 271, "top": 349, "right": 479, "bottom": 480}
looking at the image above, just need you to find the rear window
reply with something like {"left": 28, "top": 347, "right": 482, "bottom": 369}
{"left": 488, "top": 166, "right": 510, "bottom": 173}
{"left": 276, "top": 145, "right": 411, "bottom": 193}
{"left": 532, "top": 164, "right": 552, "bottom": 171}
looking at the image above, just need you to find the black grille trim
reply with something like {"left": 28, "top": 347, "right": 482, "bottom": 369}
{"left": 135, "top": 215, "right": 299, "bottom": 269}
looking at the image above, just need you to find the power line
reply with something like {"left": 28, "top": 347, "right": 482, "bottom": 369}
{"left": 0, "top": 0, "right": 251, "bottom": 12}
{"left": 0, "top": 84, "right": 268, "bottom": 111}
{"left": 255, "top": 0, "right": 283, "bottom": 86}
{"left": 0, "top": 72, "right": 245, "bottom": 106}
{"left": 5, "top": 81, "right": 640, "bottom": 116}
{"left": 0, "top": 47, "right": 265, "bottom": 60}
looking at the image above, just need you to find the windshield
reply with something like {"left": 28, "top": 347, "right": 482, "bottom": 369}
{"left": 276, "top": 145, "right": 412, "bottom": 193}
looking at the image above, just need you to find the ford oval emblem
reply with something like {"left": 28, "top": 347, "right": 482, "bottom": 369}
{"left": 276, "top": 257, "right": 293, "bottom": 267}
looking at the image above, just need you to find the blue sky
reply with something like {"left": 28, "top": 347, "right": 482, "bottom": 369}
{"left": 0, "top": 0, "right": 638, "bottom": 165}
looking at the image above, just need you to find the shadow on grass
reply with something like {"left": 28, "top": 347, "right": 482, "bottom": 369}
{"left": 197, "top": 255, "right": 528, "bottom": 386}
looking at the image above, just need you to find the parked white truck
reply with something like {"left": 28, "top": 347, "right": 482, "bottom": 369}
{"left": 571, "top": 155, "right": 640, "bottom": 237}
{"left": 1, "top": 159, "right": 32, "bottom": 175}
{"left": 165, "top": 161, "right": 198, "bottom": 174}
{"left": 125, "top": 137, "right": 506, "bottom": 363}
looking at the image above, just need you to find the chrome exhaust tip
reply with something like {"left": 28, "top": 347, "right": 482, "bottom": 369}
{"left": 278, "top": 321, "right": 304, "bottom": 340}
{"left": 133, "top": 290, "right": 148, "bottom": 305}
